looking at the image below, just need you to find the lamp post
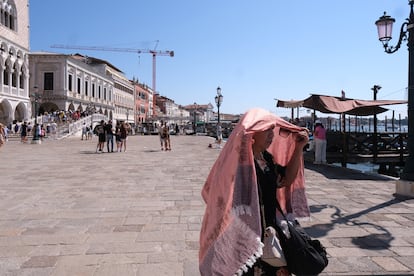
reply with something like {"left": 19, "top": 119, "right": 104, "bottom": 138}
{"left": 376, "top": 1, "right": 414, "bottom": 192}
{"left": 371, "top": 85, "right": 382, "bottom": 163}
{"left": 214, "top": 86, "right": 223, "bottom": 141}
{"left": 31, "top": 86, "right": 41, "bottom": 144}
{"left": 193, "top": 102, "right": 197, "bottom": 134}
{"left": 126, "top": 109, "right": 129, "bottom": 123}
{"left": 215, "top": 87, "right": 223, "bottom": 125}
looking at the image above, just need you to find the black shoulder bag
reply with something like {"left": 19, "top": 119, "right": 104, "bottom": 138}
{"left": 274, "top": 201, "right": 328, "bottom": 276}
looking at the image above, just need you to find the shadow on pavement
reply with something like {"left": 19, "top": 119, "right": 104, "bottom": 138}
{"left": 305, "top": 161, "right": 394, "bottom": 181}
{"left": 305, "top": 197, "right": 411, "bottom": 251}
{"left": 79, "top": 150, "right": 99, "bottom": 154}
{"left": 143, "top": 149, "right": 160, "bottom": 152}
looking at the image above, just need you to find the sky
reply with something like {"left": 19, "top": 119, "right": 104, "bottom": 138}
{"left": 29, "top": 0, "right": 410, "bottom": 120}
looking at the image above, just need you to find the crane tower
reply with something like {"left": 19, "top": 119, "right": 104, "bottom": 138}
{"left": 50, "top": 44, "right": 174, "bottom": 93}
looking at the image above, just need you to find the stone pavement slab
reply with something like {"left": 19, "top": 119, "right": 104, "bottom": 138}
{"left": 0, "top": 135, "right": 218, "bottom": 276}
{"left": 0, "top": 135, "right": 414, "bottom": 275}
{"left": 302, "top": 163, "right": 414, "bottom": 275}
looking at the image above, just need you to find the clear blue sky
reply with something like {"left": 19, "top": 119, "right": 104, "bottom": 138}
{"left": 30, "top": 0, "right": 409, "bottom": 120}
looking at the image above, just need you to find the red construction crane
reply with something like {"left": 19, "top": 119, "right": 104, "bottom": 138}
{"left": 50, "top": 44, "right": 174, "bottom": 93}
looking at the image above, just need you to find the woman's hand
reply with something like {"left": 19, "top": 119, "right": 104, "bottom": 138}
{"left": 295, "top": 130, "right": 309, "bottom": 148}
{"left": 282, "top": 129, "right": 309, "bottom": 187}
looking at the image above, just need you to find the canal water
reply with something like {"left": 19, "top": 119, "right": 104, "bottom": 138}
{"left": 332, "top": 162, "right": 379, "bottom": 174}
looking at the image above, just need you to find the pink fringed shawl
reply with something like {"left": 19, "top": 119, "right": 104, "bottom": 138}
{"left": 199, "top": 108, "right": 310, "bottom": 275}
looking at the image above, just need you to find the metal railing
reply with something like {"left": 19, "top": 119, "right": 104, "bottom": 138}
{"left": 63, "top": 114, "right": 108, "bottom": 139}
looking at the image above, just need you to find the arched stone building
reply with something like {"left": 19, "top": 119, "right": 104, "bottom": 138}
{"left": 0, "top": 0, "right": 30, "bottom": 125}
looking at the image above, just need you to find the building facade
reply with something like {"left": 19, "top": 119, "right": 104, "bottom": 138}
{"left": 155, "top": 94, "right": 191, "bottom": 124}
{"left": 0, "top": 0, "right": 29, "bottom": 125}
{"left": 29, "top": 53, "right": 115, "bottom": 118}
{"left": 134, "top": 81, "right": 153, "bottom": 123}
{"left": 105, "top": 65, "right": 134, "bottom": 124}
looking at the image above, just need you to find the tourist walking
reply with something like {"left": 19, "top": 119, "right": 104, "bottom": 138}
{"left": 27, "top": 122, "right": 32, "bottom": 133}
{"left": 115, "top": 121, "right": 122, "bottom": 152}
{"left": 159, "top": 121, "right": 170, "bottom": 151}
{"left": 105, "top": 120, "right": 114, "bottom": 152}
{"left": 40, "top": 124, "right": 45, "bottom": 140}
{"left": 50, "top": 121, "right": 57, "bottom": 139}
{"left": 313, "top": 119, "right": 327, "bottom": 164}
{"left": 87, "top": 124, "right": 93, "bottom": 140}
{"left": 199, "top": 108, "right": 310, "bottom": 276}
{"left": 14, "top": 122, "right": 19, "bottom": 134}
{"left": 2, "top": 123, "right": 9, "bottom": 142}
{"left": 46, "top": 123, "right": 51, "bottom": 138}
{"left": 216, "top": 123, "right": 223, "bottom": 148}
{"left": 93, "top": 120, "right": 106, "bottom": 153}
{"left": 164, "top": 123, "right": 171, "bottom": 151}
{"left": 159, "top": 122, "right": 166, "bottom": 150}
{"left": 81, "top": 123, "right": 88, "bottom": 140}
{"left": 20, "top": 121, "right": 28, "bottom": 143}
{"left": 32, "top": 123, "right": 41, "bottom": 140}
{"left": 0, "top": 123, "right": 6, "bottom": 148}
{"left": 119, "top": 121, "right": 129, "bottom": 152}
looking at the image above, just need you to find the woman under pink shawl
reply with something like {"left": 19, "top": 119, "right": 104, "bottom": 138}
{"left": 199, "top": 108, "right": 310, "bottom": 275}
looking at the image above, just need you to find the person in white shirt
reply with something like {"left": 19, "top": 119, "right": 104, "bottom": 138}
{"left": 81, "top": 123, "right": 88, "bottom": 140}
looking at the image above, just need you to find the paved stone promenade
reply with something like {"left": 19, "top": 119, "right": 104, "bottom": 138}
{"left": 0, "top": 135, "right": 414, "bottom": 275}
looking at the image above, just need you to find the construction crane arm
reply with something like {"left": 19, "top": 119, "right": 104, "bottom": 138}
{"left": 50, "top": 44, "right": 174, "bottom": 56}
{"left": 50, "top": 44, "right": 174, "bottom": 92}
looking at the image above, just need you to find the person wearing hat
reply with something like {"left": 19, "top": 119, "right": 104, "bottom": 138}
{"left": 313, "top": 119, "right": 327, "bottom": 164}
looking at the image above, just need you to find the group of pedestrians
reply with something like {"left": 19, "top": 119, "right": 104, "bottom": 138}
{"left": 92, "top": 120, "right": 130, "bottom": 153}
{"left": 10, "top": 121, "right": 58, "bottom": 142}
{"left": 81, "top": 123, "right": 92, "bottom": 141}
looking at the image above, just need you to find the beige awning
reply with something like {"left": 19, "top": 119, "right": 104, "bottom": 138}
{"left": 276, "top": 94, "right": 407, "bottom": 116}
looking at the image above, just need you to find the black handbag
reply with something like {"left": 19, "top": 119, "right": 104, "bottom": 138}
{"left": 274, "top": 202, "right": 328, "bottom": 276}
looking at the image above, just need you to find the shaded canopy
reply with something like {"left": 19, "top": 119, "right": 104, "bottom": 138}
{"left": 276, "top": 94, "right": 407, "bottom": 116}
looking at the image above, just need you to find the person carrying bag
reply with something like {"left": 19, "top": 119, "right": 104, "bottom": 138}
{"left": 199, "top": 108, "right": 311, "bottom": 276}
{"left": 274, "top": 200, "right": 329, "bottom": 276}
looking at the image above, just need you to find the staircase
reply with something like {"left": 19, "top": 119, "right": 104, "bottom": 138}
{"left": 4, "top": 114, "right": 108, "bottom": 142}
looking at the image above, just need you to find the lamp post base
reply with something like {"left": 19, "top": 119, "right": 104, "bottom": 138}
{"left": 396, "top": 179, "right": 414, "bottom": 198}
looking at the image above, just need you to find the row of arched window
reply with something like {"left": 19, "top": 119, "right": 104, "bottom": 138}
{"left": 3, "top": 62, "right": 24, "bottom": 88}
{"left": 1, "top": 0, "right": 17, "bottom": 31}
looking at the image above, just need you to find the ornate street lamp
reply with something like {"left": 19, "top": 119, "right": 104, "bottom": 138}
{"left": 193, "top": 102, "right": 197, "bottom": 134}
{"left": 371, "top": 85, "right": 382, "bottom": 163}
{"left": 376, "top": 1, "right": 414, "bottom": 190}
{"left": 31, "top": 86, "right": 41, "bottom": 144}
{"left": 214, "top": 87, "right": 223, "bottom": 141}
{"left": 215, "top": 87, "right": 223, "bottom": 125}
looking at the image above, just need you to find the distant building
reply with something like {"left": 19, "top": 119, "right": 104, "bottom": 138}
{"left": 0, "top": 0, "right": 30, "bottom": 124}
{"left": 183, "top": 103, "right": 214, "bottom": 123}
{"left": 152, "top": 94, "right": 191, "bottom": 125}
{"left": 29, "top": 53, "right": 115, "bottom": 118}
{"left": 133, "top": 81, "right": 153, "bottom": 123}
